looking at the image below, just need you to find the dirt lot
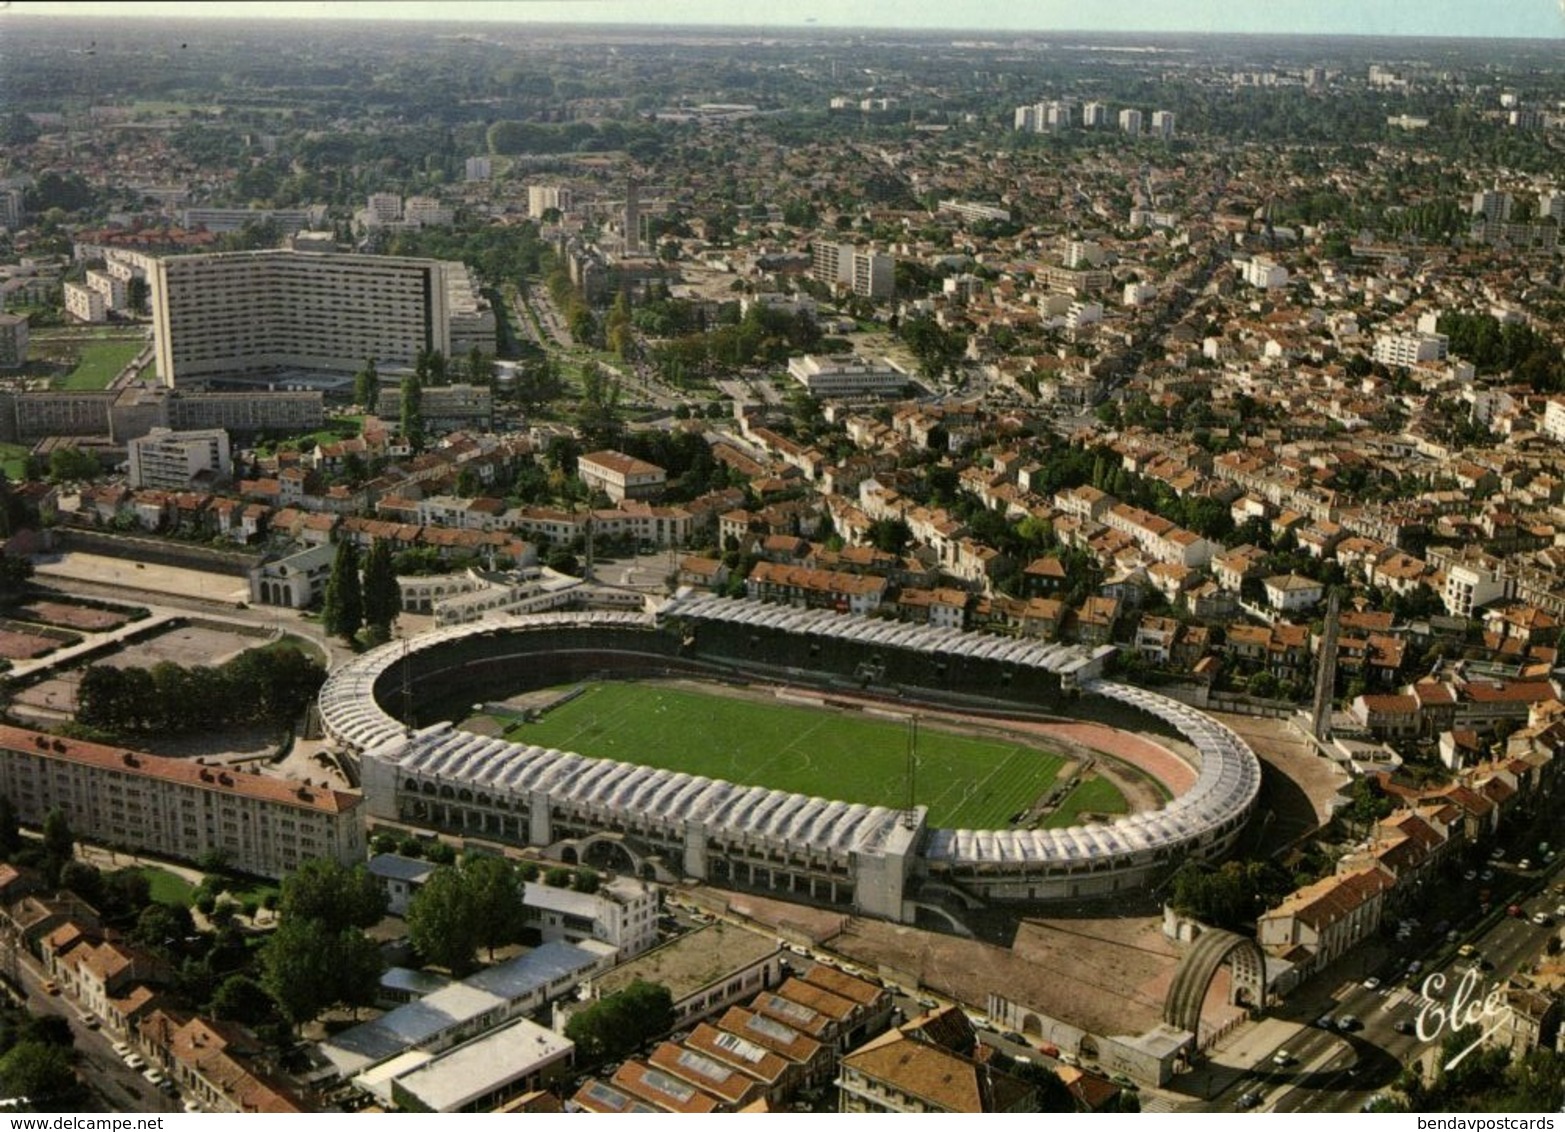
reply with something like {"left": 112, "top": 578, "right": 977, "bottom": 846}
{"left": 14, "top": 599, "right": 135, "bottom": 632}
{"left": 95, "top": 623, "right": 262, "bottom": 670}
{"left": 0, "top": 629, "right": 67, "bottom": 659}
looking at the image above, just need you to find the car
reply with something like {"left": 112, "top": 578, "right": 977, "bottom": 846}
{"left": 1406, "top": 960, "right": 1423, "bottom": 976}
{"left": 1337, "top": 1015, "right": 1361, "bottom": 1032}
{"left": 1316, "top": 1014, "right": 1335, "bottom": 1029}
{"left": 1490, "top": 847, "right": 1505, "bottom": 861}
{"left": 124, "top": 1054, "right": 146, "bottom": 1071}
{"left": 1272, "top": 1049, "right": 1295, "bottom": 1067}
{"left": 41, "top": 979, "right": 59, "bottom": 995}
{"left": 1508, "top": 904, "right": 1524, "bottom": 917}
{"left": 1458, "top": 943, "right": 1479, "bottom": 958}
{"left": 157, "top": 1079, "right": 177, "bottom": 1095}
{"left": 142, "top": 1068, "right": 165, "bottom": 1086}
{"left": 1236, "top": 1091, "right": 1263, "bottom": 1111}
{"left": 1393, "top": 1020, "right": 1415, "bottom": 1035}
{"left": 1532, "top": 912, "right": 1552, "bottom": 926}
{"left": 182, "top": 1101, "right": 200, "bottom": 1114}
{"left": 1555, "top": 904, "right": 1565, "bottom": 918}
{"left": 1463, "top": 869, "right": 1478, "bottom": 881}
{"left": 1361, "top": 976, "right": 1381, "bottom": 990}
{"left": 1518, "top": 859, "right": 1532, "bottom": 871}
{"left": 1446, "top": 929, "right": 1460, "bottom": 943}
{"left": 1481, "top": 869, "right": 1495, "bottom": 881}
{"left": 112, "top": 1042, "right": 132, "bottom": 1058}
{"left": 917, "top": 997, "right": 938, "bottom": 1010}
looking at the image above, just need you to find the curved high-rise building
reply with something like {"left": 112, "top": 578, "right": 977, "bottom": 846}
{"left": 149, "top": 250, "right": 451, "bottom": 386}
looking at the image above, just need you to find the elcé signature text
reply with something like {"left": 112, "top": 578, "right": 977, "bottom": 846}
{"left": 1414, "top": 968, "right": 1510, "bottom": 1069}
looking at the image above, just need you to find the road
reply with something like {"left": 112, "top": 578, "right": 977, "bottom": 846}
{"left": 1199, "top": 856, "right": 1563, "bottom": 1113}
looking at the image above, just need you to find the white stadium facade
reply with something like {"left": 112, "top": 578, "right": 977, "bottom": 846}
{"left": 322, "top": 595, "right": 1261, "bottom": 926}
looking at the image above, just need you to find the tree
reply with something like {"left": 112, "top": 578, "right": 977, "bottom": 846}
{"left": 0, "top": 795, "right": 20, "bottom": 860}
{"left": 132, "top": 902, "right": 194, "bottom": 954}
{"left": 48, "top": 446, "right": 101, "bottom": 483}
{"left": 0, "top": 550, "right": 32, "bottom": 599}
{"left": 572, "top": 866, "right": 600, "bottom": 895}
{"left": 42, "top": 807, "right": 73, "bottom": 886}
{"left": 465, "top": 856, "right": 525, "bottom": 960}
{"left": 277, "top": 858, "right": 387, "bottom": 933}
{"left": 400, "top": 372, "right": 425, "bottom": 453}
{"left": 209, "top": 974, "right": 282, "bottom": 1029}
{"left": 544, "top": 866, "right": 574, "bottom": 888}
{"left": 354, "top": 357, "right": 379, "bottom": 416}
{"left": 361, "top": 538, "right": 400, "bottom": 644}
{"left": 466, "top": 345, "right": 491, "bottom": 385}
{"left": 260, "top": 917, "right": 382, "bottom": 1026}
{"left": 565, "top": 980, "right": 675, "bottom": 1062}
{"left": 127, "top": 276, "right": 150, "bottom": 316}
{"left": 0, "top": 1041, "right": 76, "bottom": 1101}
{"left": 320, "top": 539, "right": 364, "bottom": 643}
{"left": 406, "top": 865, "right": 483, "bottom": 977}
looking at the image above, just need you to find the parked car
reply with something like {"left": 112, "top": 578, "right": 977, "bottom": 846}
{"left": 1337, "top": 1015, "right": 1361, "bottom": 1032}
{"left": 1532, "top": 912, "right": 1552, "bottom": 927}
{"left": 1518, "top": 859, "right": 1532, "bottom": 871}
{"left": 1463, "top": 869, "right": 1477, "bottom": 881}
{"left": 1236, "top": 1091, "right": 1263, "bottom": 1111}
{"left": 41, "top": 980, "right": 59, "bottom": 996}
{"left": 124, "top": 1054, "right": 146, "bottom": 1071}
{"left": 1361, "top": 976, "right": 1381, "bottom": 991}
{"left": 1406, "top": 960, "right": 1423, "bottom": 976}
{"left": 1458, "top": 943, "right": 1478, "bottom": 958}
{"left": 1393, "top": 1020, "right": 1414, "bottom": 1035}
{"left": 1316, "top": 1014, "right": 1335, "bottom": 1029}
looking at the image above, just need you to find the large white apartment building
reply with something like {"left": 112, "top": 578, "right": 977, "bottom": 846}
{"left": 149, "top": 251, "right": 453, "bottom": 386}
{"left": 0, "top": 725, "right": 364, "bottom": 878}
{"left": 127, "top": 426, "right": 232, "bottom": 490}
{"left": 63, "top": 281, "right": 108, "bottom": 324}
{"left": 1240, "top": 257, "right": 1289, "bottom": 290}
{"left": 1373, "top": 331, "right": 1448, "bottom": 368}
{"left": 527, "top": 185, "right": 573, "bottom": 219}
{"left": 1118, "top": 108, "right": 1143, "bottom": 136}
{"left": 810, "top": 243, "right": 894, "bottom": 300}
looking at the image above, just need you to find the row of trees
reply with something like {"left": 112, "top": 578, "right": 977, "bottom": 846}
{"left": 321, "top": 539, "right": 401, "bottom": 645}
{"left": 75, "top": 643, "right": 325, "bottom": 736}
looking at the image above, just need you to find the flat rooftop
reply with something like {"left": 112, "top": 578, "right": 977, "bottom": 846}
{"left": 594, "top": 922, "right": 779, "bottom": 1005}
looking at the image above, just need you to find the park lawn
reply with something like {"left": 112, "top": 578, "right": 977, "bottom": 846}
{"left": 57, "top": 339, "right": 145, "bottom": 390}
{"left": 1040, "top": 774, "right": 1130, "bottom": 829}
{"left": 138, "top": 866, "right": 197, "bottom": 906}
{"left": 501, "top": 682, "right": 1075, "bottom": 829}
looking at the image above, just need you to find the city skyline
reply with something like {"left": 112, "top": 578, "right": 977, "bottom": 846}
{"left": 7, "top": 0, "right": 1565, "bottom": 39}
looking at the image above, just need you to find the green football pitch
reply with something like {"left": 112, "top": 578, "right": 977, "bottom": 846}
{"left": 498, "top": 681, "right": 1120, "bottom": 829}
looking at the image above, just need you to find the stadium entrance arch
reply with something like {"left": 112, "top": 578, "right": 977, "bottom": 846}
{"left": 1162, "top": 929, "right": 1266, "bottom": 1038}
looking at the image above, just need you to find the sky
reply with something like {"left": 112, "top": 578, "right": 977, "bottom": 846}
{"left": 6, "top": 0, "right": 1565, "bottom": 38}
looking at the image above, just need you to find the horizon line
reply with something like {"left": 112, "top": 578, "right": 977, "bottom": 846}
{"left": 3, "top": 12, "right": 1562, "bottom": 41}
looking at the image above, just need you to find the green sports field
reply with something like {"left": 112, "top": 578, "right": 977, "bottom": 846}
{"left": 499, "top": 682, "right": 1108, "bottom": 829}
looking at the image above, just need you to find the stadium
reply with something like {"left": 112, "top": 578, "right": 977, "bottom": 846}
{"left": 321, "top": 593, "right": 1262, "bottom": 927}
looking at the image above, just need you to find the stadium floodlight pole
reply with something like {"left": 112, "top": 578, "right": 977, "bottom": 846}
{"left": 905, "top": 715, "right": 918, "bottom": 815}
